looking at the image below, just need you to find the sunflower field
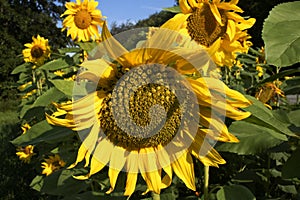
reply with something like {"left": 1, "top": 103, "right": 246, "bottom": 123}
{"left": 2, "top": 0, "right": 300, "bottom": 199}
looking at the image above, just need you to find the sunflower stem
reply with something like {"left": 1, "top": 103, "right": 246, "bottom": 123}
{"left": 204, "top": 166, "right": 209, "bottom": 200}
{"left": 151, "top": 192, "right": 160, "bottom": 200}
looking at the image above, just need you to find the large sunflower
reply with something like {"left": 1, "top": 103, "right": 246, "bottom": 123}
{"left": 162, "top": 0, "right": 255, "bottom": 68}
{"left": 61, "top": 0, "right": 105, "bottom": 42}
{"left": 22, "top": 35, "right": 51, "bottom": 66}
{"left": 46, "top": 23, "right": 251, "bottom": 195}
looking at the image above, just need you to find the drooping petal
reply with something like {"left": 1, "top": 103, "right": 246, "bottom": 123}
{"left": 189, "top": 130, "right": 226, "bottom": 166}
{"left": 208, "top": 3, "right": 223, "bottom": 26}
{"left": 139, "top": 147, "right": 162, "bottom": 194}
{"left": 68, "top": 123, "right": 100, "bottom": 169}
{"left": 101, "top": 21, "right": 130, "bottom": 67}
{"left": 171, "top": 150, "right": 196, "bottom": 191}
{"left": 124, "top": 173, "right": 138, "bottom": 196}
{"left": 107, "top": 146, "right": 127, "bottom": 193}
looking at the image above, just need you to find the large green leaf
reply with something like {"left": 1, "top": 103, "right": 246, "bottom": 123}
{"left": 11, "top": 62, "right": 32, "bottom": 74}
{"left": 39, "top": 57, "right": 74, "bottom": 71}
{"left": 243, "top": 95, "right": 296, "bottom": 137}
{"left": 50, "top": 79, "right": 91, "bottom": 98}
{"left": 31, "top": 169, "right": 89, "bottom": 196}
{"left": 49, "top": 79, "right": 76, "bottom": 97}
{"left": 262, "top": 1, "right": 300, "bottom": 67}
{"left": 282, "top": 148, "right": 300, "bottom": 179}
{"left": 11, "top": 120, "right": 74, "bottom": 146}
{"left": 32, "top": 87, "right": 66, "bottom": 107}
{"left": 216, "top": 121, "right": 286, "bottom": 155}
{"left": 216, "top": 185, "right": 256, "bottom": 200}
{"left": 19, "top": 88, "right": 66, "bottom": 119}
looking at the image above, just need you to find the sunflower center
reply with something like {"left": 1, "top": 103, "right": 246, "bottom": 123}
{"left": 187, "top": 4, "right": 227, "bottom": 47}
{"left": 74, "top": 9, "right": 92, "bottom": 29}
{"left": 99, "top": 65, "right": 183, "bottom": 151}
{"left": 30, "top": 45, "right": 44, "bottom": 59}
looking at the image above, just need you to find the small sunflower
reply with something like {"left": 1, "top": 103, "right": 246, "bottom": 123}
{"left": 21, "top": 123, "right": 31, "bottom": 134}
{"left": 255, "top": 82, "right": 285, "bottom": 106}
{"left": 47, "top": 24, "right": 251, "bottom": 195}
{"left": 22, "top": 35, "right": 51, "bottom": 66}
{"left": 16, "top": 145, "right": 35, "bottom": 163}
{"left": 162, "top": 0, "right": 255, "bottom": 68}
{"left": 41, "top": 154, "right": 66, "bottom": 176}
{"left": 61, "top": 0, "right": 105, "bottom": 42}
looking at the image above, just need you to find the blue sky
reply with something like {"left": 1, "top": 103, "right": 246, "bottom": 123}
{"left": 99, "top": 0, "right": 176, "bottom": 26}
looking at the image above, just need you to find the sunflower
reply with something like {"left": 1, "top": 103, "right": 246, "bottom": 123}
{"left": 21, "top": 123, "right": 31, "bottom": 134}
{"left": 41, "top": 154, "right": 66, "bottom": 176}
{"left": 16, "top": 145, "right": 35, "bottom": 163}
{"left": 46, "top": 23, "right": 251, "bottom": 195}
{"left": 61, "top": 0, "right": 105, "bottom": 42}
{"left": 161, "top": 0, "right": 255, "bottom": 68}
{"left": 22, "top": 35, "right": 51, "bottom": 66}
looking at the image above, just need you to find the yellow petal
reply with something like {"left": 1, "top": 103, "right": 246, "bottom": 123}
{"left": 161, "top": 165, "right": 172, "bottom": 189}
{"left": 161, "top": 13, "right": 189, "bottom": 31}
{"left": 140, "top": 170, "right": 162, "bottom": 194}
{"left": 125, "top": 150, "right": 139, "bottom": 173}
{"left": 107, "top": 146, "right": 127, "bottom": 192}
{"left": 189, "top": 131, "right": 226, "bottom": 167}
{"left": 226, "top": 20, "right": 236, "bottom": 41}
{"left": 179, "top": 0, "right": 193, "bottom": 13}
{"left": 67, "top": 123, "right": 100, "bottom": 169}
{"left": 208, "top": 3, "right": 223, "bottom": 26}
{"left": 107, "top": 168, "right": 120, "bottom": 194}
{"left": 139, "top": 147, "right": 161, "bottom": 194}
{"left": 202, "top": 77, "right": 251, "bottom": 107}
{"left": 218, "top": 2, "right": 243, "bottom": 13}
{"left": 101, "top": 21, "right": 130, "bottom": 67}
{"left": 89, "top": 138, "right": 114, "bottom": 176}
{"left": 171, "top": 150, "right": 196, "bottom": 191}
{"left": 124, "top": 173, "right": 138, "bottom": 196}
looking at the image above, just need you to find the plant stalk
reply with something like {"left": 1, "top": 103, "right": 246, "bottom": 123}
{"left": 204, "top": 166, "right": 209, "bottom": 200}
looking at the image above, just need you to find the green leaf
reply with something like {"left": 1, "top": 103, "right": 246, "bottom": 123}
{"left": 278, "top": 184, "right": 297, "bottom": 194}
{"left": 49, "top": 79, "right": 75, "bottom": 97}
{"left": 216, "top": 185, "right": 256, "bottom": 200}
{"left": 282, "top": 148, "right": 300, "bottom": 179}
{"left": 216, "top": 121, "right": 285, "bottom": 155}
{"left": 77, "top": 41, "right": 98, "bottom": 52}
{"left": 50, "top": 79, "right": 91, "bottom": 97}
{"left": 11, "top": 120, "right": 74, "bottom": 146}
{"left": 262, "top": 1, "right": 300, "bottom": 67}
{"left": 39, "top": 57, "right": 73, "bottom": 71}
{"left": 40, "top": 169, "right": 89, "bottom": 196}
{"left": 243, "top": 95, "right": 296, "bottom": 137}
{"left": 30, "top": 175, "right": 44, "bottom": 192}
{"left": 259, "top": 68, "right": 300, "bottom": 86}
{"left": 11, "top": 62, "right": 32, "bottom": 74}
{"left": 283, "top": 76, "right": 300, "bottom": 95}
{"left": 58, "top": 47, "right": 81, "bottom": 54}
{"left": 19, "top": 88, "right": 66, "bottom": 119}
{"left": 163, "top": 6, "right": 181, "bottom": 13}
{"left": 32, "top": 87, "right": 66, "bottom": 107}
{"left": 288, "top": 109, "right": 300, "bottom": 127}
